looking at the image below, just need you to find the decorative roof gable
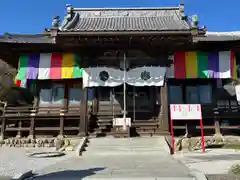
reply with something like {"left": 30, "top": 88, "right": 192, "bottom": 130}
{"left": 59, "top": 4, "right": 191, "bottom": 33}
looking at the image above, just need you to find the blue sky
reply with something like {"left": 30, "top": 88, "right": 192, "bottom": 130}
{"left": 0, "top": 0, "right": 239, "bottom": 34}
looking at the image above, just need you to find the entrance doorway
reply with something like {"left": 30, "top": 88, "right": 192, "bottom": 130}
{"left": 97, "top": 85, "right": 157, "bottom": 120}
{"left": 112, "top": 85, "right": 156, "bottom": 121}
{"left": 96, "top": 85, "right": 160, "bottom": 137}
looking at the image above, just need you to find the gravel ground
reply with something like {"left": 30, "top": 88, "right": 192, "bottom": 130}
{"left": 206, "top": 174, "right": 240, "bottom": 180}
{"left": 0, "top": 147, "right": 76, "bottom": 177}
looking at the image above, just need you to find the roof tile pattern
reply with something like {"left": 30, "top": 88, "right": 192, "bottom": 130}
{"left": 61, "top": 8, "right": 190, "bottom": 32}
{"left": 0, "top": 34, "right": 55, "bottom": 44}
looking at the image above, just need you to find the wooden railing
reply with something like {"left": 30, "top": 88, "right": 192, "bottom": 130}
{"left": 0, "top": 103, "right": 92, "bottom": 139}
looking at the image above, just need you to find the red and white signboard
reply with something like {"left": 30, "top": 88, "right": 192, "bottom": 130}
{"left": 170, "top": 104, "right": 205, "bottom": 153}
{"left": 170, "top": 104, "right": 202, "bottom": 120}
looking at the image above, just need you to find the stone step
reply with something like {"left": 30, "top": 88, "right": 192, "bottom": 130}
{"left": 87, "top": 137, "right": 168, "bottom": 148}
{"left": 88, "top": 132, "right": 114, "bottom": 138}
{"left": 97, "top": 122, "right": 112, "bottom": 127}
{"left": 84, "top": 147, "right": 169, "bottom": 157}
{"left": 80, "top": 178, "right": 195, "bottom": 180}
{"left": 97, "top": 119, "right": 112, "bottom": 123}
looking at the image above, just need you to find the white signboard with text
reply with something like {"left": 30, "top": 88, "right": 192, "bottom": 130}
{"left": 113, "top": 118, "right": 131, "bottom": 127}
{"left": 170, "top": 104, "right": 202, "bottom": 120}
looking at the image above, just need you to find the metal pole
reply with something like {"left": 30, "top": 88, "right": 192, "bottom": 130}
{"left": 133, "top": 86, "right": 135, "bottom": 122}
{"left": 123, "top": 52, "right": 127, "bottom": 129}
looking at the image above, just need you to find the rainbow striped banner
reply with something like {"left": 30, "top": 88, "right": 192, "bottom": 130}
{"left": 15, "top": 51, "right": 237, "bottom": 88}
{"left": 15, "top": 53, "right": 83, "bottom": 83}
{"left": 167, "top": 50, "right": 237, "bottom": 79}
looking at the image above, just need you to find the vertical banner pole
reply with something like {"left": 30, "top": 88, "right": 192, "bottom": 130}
{"left": 200, "top": 119, "right": 205, "bottom": 152}
{"left": 123, "top": 52, "right": 127, "bottom": 130}
{"left": 170, "top": 117, "right": 174, "bottom": 153}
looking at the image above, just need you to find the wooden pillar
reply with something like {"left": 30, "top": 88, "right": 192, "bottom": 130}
{"left": 79, "top": 87, "right": 88, "bottom": 136}
{"left": 92, "top": 88, "right": 98, "bottom": 115}
{"left": 0, "top": 117, "right": 6, "bottom": 141}
{"left": 29, "top": 110, "right": 36, "bottom": 139}
{"left": 16, "top": 120, "right": 22, "bottom": 138}
{"left": 0, "top": 103, "right": 7, "bottom": 141}
{"left": 214, "top": 79, "right": 221, "bottom": 136}
{"left": 29, "top": 80, "right": 39, "bottom": 139}
{"left": 58, "top": 83, "right": 68, "bottom": 138}
{"left": 59, "top": 114, "right": 64, "bottom": 138}
{"left": 29, "top": 96, "right": 38, "bottom": 139}
{"left": 213, "top": 109, "right": 221, "bottom": 135}
{"left": 160, "top": 80, "right": 170, "bottom": 135}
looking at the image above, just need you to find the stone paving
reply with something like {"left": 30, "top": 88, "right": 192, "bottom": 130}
{"left": 206, "top": 174, "right": 240, "bottom": 180}
{"left": 31, "top": 137, "right": 196, "bottom": 179}
{"left": 173, "top": 149, "right": 240, "bottom": 175}
{"left": 0, "top": 147, "right": 76, "bottom": 178}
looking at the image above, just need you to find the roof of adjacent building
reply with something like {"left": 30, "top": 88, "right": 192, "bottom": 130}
{"left": 0, "top": 34, "right": 55, "bottom": 44}
{"left": 60, "top": 5, "right": 191, "bottom": 33}
{"left": 196, "top": 31, "right": 240, "bottom": 42}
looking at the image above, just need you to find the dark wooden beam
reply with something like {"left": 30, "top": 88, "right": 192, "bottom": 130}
{"left": 0, "top": 109, "right": 6, "bottom": 140}
{"left": 160, "top": 80, "right": 170, "bottom": 135}
{"left": 79, "top": 87, "right": 88, "bottom": 136}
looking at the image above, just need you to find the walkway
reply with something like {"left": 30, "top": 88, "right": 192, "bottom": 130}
{"left": 31, "top": 137, "right": 196, "bottom": 179}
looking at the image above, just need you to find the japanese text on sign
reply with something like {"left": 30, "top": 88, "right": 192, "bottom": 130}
{"left": 170, "top": 104, "right": 202, "bottom": 120}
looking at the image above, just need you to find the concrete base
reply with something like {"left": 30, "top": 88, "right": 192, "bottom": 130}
{"left": 190, "top": 170, "right": 208, "bottom": 180}
{"left": 15, "top": 135, "right": 21, "bottom": 139}
{"left": 0, "top": 176, "right": 12, "bottom": 180}
{"left": 81, "top": 178, "right": 196, "bottom": 180}
{"left": 12, "top": 170, "right": 33, "bottom": 180}
{"left": 57, "top": 135, "right": 65, "bottom": 139}
{"left": 76, "top": 136, "right": 88, "bottom": 156}
{"left": 27, "top": 135, "right": 35, "bottom": 140}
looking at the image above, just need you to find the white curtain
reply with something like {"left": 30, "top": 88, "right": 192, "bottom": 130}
{"left": 83, "top": 67, "right": 124, "bottom": 87}
{"left": 218, "top": 51, "right": 231, "bottom": 78}
{"left": 38, "top": 53, "right": 51, "bottom": 79}
{"left": 126, "top": 66, "right": 166, "bottom": 86}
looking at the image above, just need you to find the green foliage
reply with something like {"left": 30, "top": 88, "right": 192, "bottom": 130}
{"left": 3, "top": 32, "right": 10, "bottom": 36}
{"left": 229, "top": 164, "right": 240, "bottom": 174}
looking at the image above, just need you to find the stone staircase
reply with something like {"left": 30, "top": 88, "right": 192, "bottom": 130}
{"left": 33, "top": 136, "right": 198, "bottom": 179}
{"left": 84, "top": 136, "right": 171, "bottom": 156}
{"left": 131, "top": 120, "right": 165, "bottom": 137}
{"left": 88, "top": 104, "right": 123, "bottom": 137}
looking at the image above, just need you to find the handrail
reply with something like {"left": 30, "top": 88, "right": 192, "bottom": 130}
{"left": 2, "top": 104, "right": 93, "bottom": 116}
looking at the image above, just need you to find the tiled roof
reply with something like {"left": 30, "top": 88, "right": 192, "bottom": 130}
{"left": 0, "top": 34, "right": 55, "bottom": 44}
{"left": 60, "top": 7, "right": 191, "bottom": 32}
{"left": 196, "top": 31, "right": 240, "bottom": 42}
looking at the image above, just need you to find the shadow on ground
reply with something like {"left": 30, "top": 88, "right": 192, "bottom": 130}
{"left": 31, "top": 167, "right": 105, "bottom": 179}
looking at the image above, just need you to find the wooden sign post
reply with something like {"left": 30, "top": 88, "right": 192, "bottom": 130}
{"left": 170, "top": 104, "right": 205, "bottom": 153}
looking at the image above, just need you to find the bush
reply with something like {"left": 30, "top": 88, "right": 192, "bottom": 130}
{"left": 228, "top": 164, "right": 240, "bottom": 174}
